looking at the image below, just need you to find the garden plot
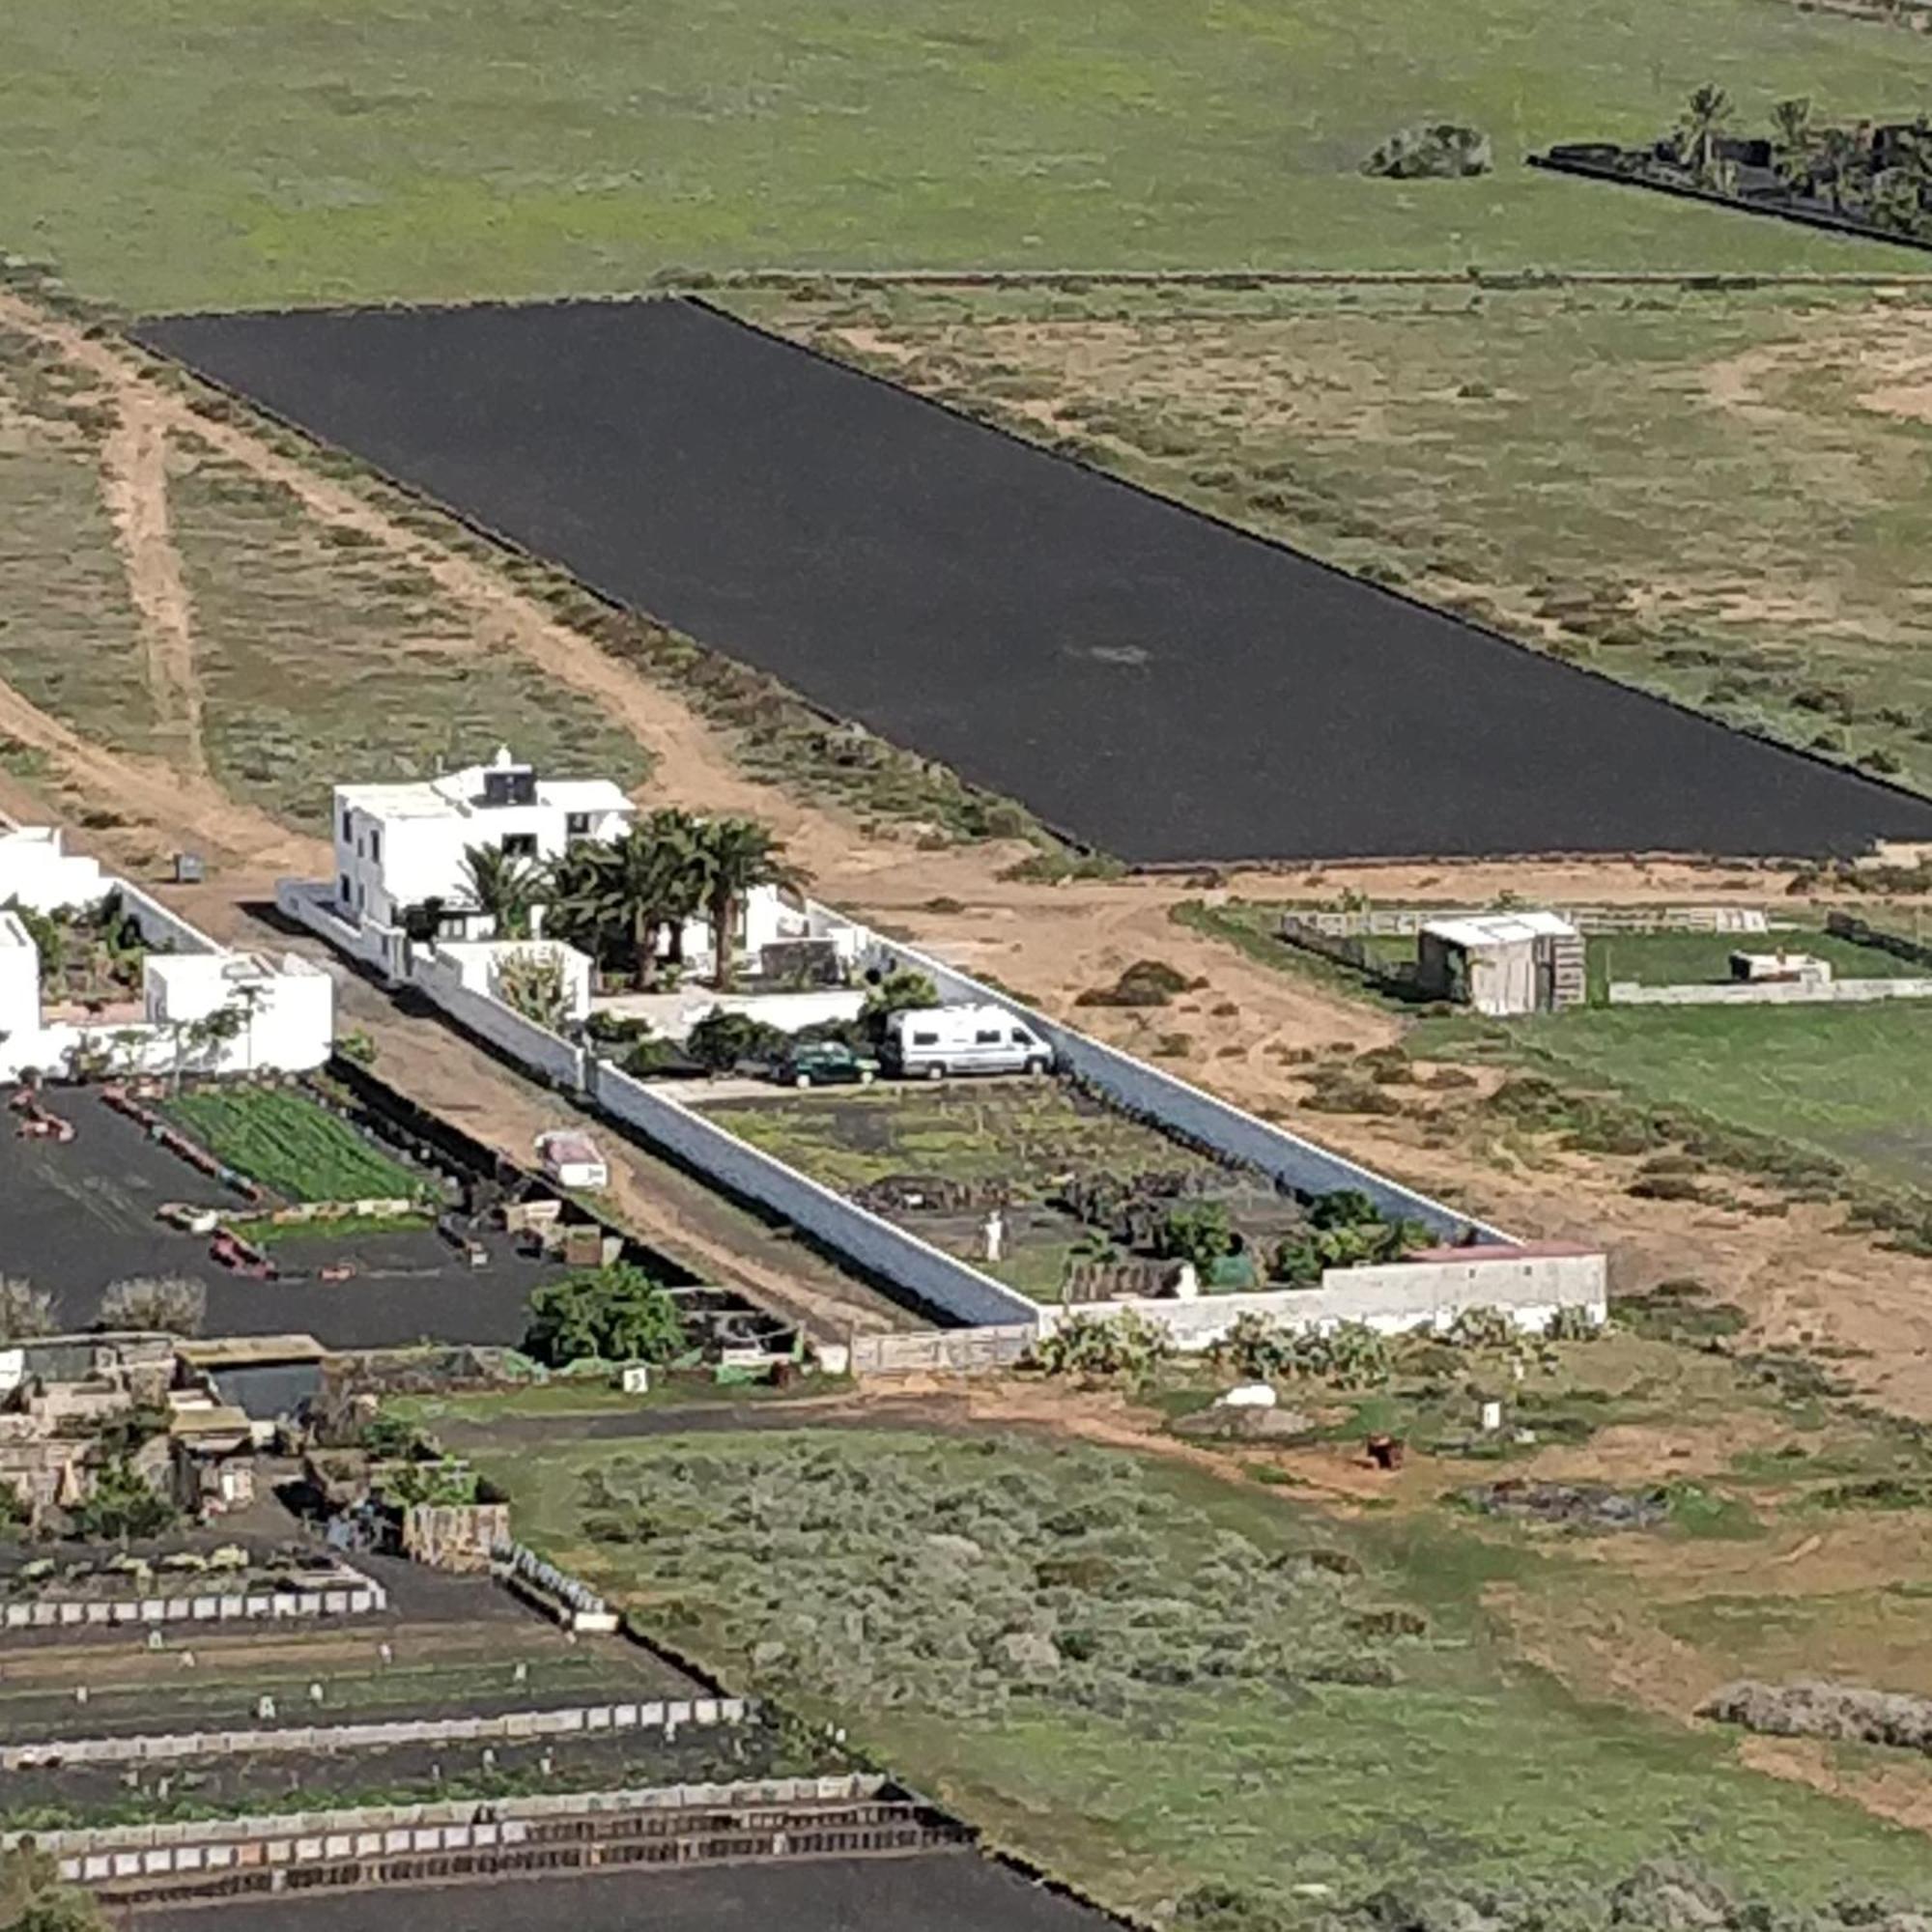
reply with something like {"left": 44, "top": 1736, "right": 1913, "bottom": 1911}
{"left": 0, "top": 1718, "right": 819, "bottom": 1833}
{"left": 0, "top": 1088, "right": 570, "bottom": 1346}
{"left": 159, "top": 1085, "right": 431, "bottom": 1206}
{"left": 700, "top": 1080, "right": 1320, "bottom": 1303}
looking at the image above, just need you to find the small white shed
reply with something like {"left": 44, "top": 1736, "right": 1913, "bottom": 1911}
{"left": 1416, "top": 912, "right": 1585, "bottom": 1017}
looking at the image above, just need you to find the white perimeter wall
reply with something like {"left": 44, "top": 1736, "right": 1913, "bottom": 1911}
{"left": 843, "top": 910, "right": 1507, "bottom": 1244}
{"left": 589, "top": 1064, "right": 1038, "bottom": 1326}
{"left": 0, "top": 828, "right": 110, "bottom": 912}
{"left": 1042, "top": 1249, "right": 1608, "bottom": 1350}
{"left": 1609, "top": 977, "right": 1932, "bottom": 1007}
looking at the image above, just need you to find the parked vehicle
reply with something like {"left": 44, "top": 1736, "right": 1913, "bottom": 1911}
{"left": 773, "top": 1040, "right": 879, "bottom": 1089}
{"left": 880, "top": 1004, "right": 1055, "bottom": 1080}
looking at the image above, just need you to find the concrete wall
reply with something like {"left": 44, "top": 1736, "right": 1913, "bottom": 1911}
{"left": 850, "top": 918, "right": 1505, "bottom": 1243}
{"left": 275, "top": 880, "right": 407, "bottom": 981}
{"left": 412, "top": 951, "right": 587, "bottom": 1089}
{"left": 2, "top": 1569, "right": 386, "bottom": 1636}
{"left": 114, "top": 883, "right": 215, "bottom": 956}
{"left": 27, "top": 1773, "right": 887, "bottom": 1876}
{"left": 0, "top": 827, "right": 110, "bottom": 912}
{"left": 4, "top": 1696, "right": 752, "bottom": 1771}
{"left": 430, "top": 939, "right": 594, "bottom": 1023}
{"left": 1607, "top": 976, "right": 1932, "bottom": 1007}
{"left": 1296, "top": 904, "right": 1774, "bottom": 938}
{"left": 1041, "top": 1248, "right": 1607, "bottom": 1350}
{"left": 590, "top": 1063, "right": 1038, "bottom": 1326}
{"left": 594, "top": 986, "right": 865, "bottom": 1042}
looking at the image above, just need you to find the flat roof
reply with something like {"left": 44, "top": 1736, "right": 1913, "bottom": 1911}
{"left": 178, "top": 1334, "right": 327, "bottom": 1368}
{"left": 337, "top": 767, "right": 632, "bottom": 822}
{"left": 1408, "top": 1240, "right": 1599, "bottom": 1262}
{"left": 1420, "top": 911, "right": 1580, "bottom": 950}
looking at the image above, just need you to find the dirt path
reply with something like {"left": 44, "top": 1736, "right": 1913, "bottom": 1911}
{"left": 308, "top": 962, "right": 917, "bottom": 1344}
{"left": 99, "top": 393, "right": 207, "bottom": 777}
{"left": 6, "top": 289, "right": 1932, "bottom": 1409}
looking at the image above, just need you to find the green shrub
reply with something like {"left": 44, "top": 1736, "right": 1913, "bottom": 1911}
{"left": 523, "top": 1262, "right": 687, "bottom": 1367}
{"left": 684, "top": 1009, "right": 787, "bottom": 1072}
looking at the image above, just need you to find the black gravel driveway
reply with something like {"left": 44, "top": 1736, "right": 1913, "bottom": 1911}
{"left": 133, "top": 298, "right": 1932, "bottom": 863}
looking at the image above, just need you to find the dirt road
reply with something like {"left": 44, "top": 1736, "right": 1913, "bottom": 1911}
{"left": 2, "top": 286, "right": 1930, "bottom": 1410}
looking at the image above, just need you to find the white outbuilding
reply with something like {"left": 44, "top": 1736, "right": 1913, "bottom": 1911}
{"left": 1415, "top": 911, "right": 1585, "bottom": 1017}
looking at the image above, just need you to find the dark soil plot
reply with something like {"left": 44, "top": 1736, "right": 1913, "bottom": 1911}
{"left": 0, "top": 1726, "right": 810, "bottom": 1831}
{"left": 0, "top": 1091, "right": 559, "bottom": 1346}
{"left": 130, "top": 1853, "right": 1122, "bottom": 1931}
{"left": 133, "top": 299, "right": 1932, "bottom": 862}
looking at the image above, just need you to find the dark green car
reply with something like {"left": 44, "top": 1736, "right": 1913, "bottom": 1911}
{"left": 774, "top": 1040, "right": 880, "bottom": 1089}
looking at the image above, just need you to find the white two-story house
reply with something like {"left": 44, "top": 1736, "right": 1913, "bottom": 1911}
{"left": 327, "top": 750, "right": 811, "bottom": 982}
{"left": 333, "top": 749, "right": 635, "bottom": 935}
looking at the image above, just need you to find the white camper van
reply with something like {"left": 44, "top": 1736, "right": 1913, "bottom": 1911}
{"left": 881, "top": 1004, "right": 1055, "bottom": 1080}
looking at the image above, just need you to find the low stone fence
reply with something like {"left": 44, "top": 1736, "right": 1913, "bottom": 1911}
{"left": 1, "top": 1567, "right": 385, "bottom": 1635}
{"left": 3, "top": 1695, "right": 753, "bottom": 1771}
{"left": 1826, "top": 909, "right": 1932, "bottom": 970}
{"left": 849, "top": 1326, "right": 1037, "bottom": 1377}
{"left": 1289, "top": 904, "right": 1775, "bottom": 938}
{"left": 17, "top": 1772, "right": 889, "bottom": 1880}
{"left": 494, "top": 1541, "right": 618, "bottom": 1634}
{"left": 1607, "top": 977, "right": 1932, "bottom": 1007}
{"left": 1049, "top": 1247, "right": 1606, "bottom": 1350}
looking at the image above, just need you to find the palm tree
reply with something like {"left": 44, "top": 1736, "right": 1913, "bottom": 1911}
{"left": 1769, "top": 96, "right": 1815, "bottom": 195}
{"left": 692, "top": 817, "right": 802, "bottom": 991}
{"left": 459, "top": 842, "right": 544, "bottom": 940}
{"left": 554, "top": 815, "right": 705, "bottom": 986}
{"left": 1674, "top": 83, "right": 1733, "bottom": 187}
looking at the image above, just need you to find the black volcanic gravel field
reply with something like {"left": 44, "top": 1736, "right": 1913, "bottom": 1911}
{"left": 134, "top": 298, "right": 1932, "bottom": 863}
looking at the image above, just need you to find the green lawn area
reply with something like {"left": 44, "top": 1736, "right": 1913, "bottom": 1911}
{"left": 1516, "top": 1003, "right": 1932, "bottom": 1189}
{"left": 1587, "top": 928, "right": 1919, "bottom": 997}
{"left": 478, "top": 1424, "right": 1932, "bottom": 1919}
{"left": 10, "top": 0, "right": 1932, "bottom": 310}
{"left": 164, "top": 1086, "right": 429, "bottom": 1204}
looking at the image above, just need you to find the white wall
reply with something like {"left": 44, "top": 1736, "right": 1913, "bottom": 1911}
{"left": 412, "top": 952, "right": 587, "bottom": 1089}
{"left": 431, "top": 940, "right": 594, "bottom": 1024}
{"left": 0, "top": 915, "right": 40, "bottom": 1064}
{"left": 1043, "top": 1249, "right": 1608, "bottom": 1351}
{"left": 113, "top": 884, "right": 214, "bottom": 957}
{"left": 590, "top": 1063, "right": 1039, "bottom": 1326}
{"left": 1608, "top": 977, "right": 1932, "bottom": 1007}
{"left": 0, "top": 828, "right": 109, "bottom": 914}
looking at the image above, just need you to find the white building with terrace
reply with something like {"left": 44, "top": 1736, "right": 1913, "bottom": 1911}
{"left": 333, "top": 748, "right": 636, "bottom": 934}
{"left": 308, "top": 750, "right": 864, "bottom": 1037}
{"left": 0, "top": 824, "right": 333, "bottom": 1084}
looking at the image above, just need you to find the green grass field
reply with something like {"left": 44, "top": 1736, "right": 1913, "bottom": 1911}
{"left": 480, "top": 1422, "right": 1932, "bottom": 1919}
{"left": 10, "top": 0, "right": 1932, "bottom": 310}
{"left": 1516, "top": 1003, "right": 1932, "bottom": 1188}
{"left": 164, "top": 1086, "right": 428, "bottom": 1204}
{"left": 1585, "top": 928, "right": 1921, "bottom": 996}
{"left": 1181, "top": 899, "right": 1932, "bottom": 1194}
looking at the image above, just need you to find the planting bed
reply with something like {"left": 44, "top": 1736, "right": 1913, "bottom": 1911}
{"left": 131, "top": 298, "right": 1932, "bottom": 863}
{"left": 160, "top": 1086, "right": 430, "bottom": 1206}
{"left": 702, "top": 1080, "right": 1308, "bottom": 1301}
{"left": 133, "top": 1853, "right": 1120, "bottom": 1932}
{"left": 0, "top": 1088, "right": 568, "bottom": 1344}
